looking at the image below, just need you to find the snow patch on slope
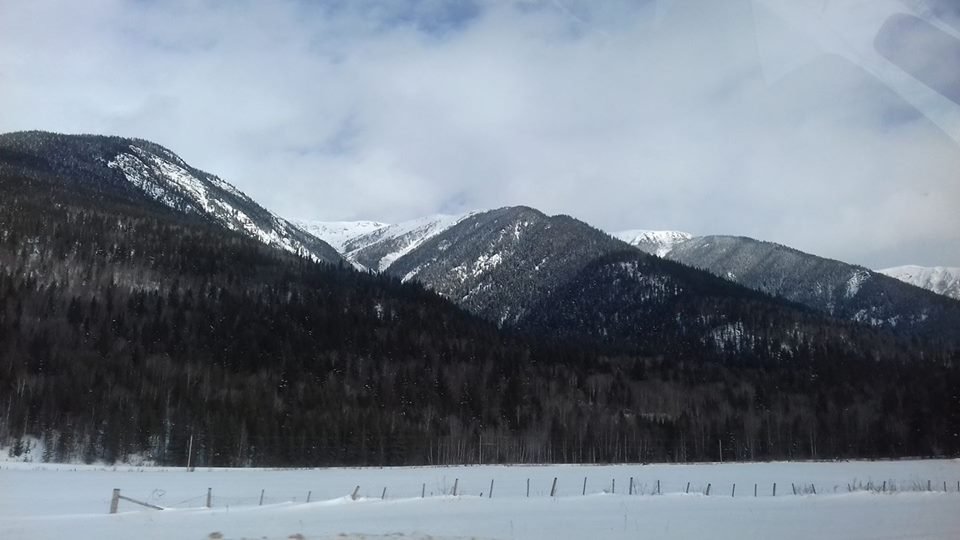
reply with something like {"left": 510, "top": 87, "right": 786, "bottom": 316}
{"left": 878, "top": 265, "right": 960, "bottom": 300}
{"left": 472, "top": 252, "right": 502, "bottom": 277}
{"left": 844, "top": 269, "right": 871, "bottom": 298}
{"left": 107, "top": 145, "right": 334, "bottom": 263}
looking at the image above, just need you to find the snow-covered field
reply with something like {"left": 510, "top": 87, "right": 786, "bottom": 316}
{"left": 2, "top": 460, "right": 958, "bottom": 539}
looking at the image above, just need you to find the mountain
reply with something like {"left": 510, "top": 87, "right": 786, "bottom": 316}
{"left": 386, "top": 206, "right": 631, "bottom": 324}
{"left": 378, "top": 207, "right": 955, "bottom": 360}
{"left": 2, "top": 132, "right": 958, "bottom": 467}
{"left": 613, "top": 230, "right": 693, "bottom": 257}
{"left": 664, "top": 236, "right": 960, "bottom": 341}
{"left": 878, "top": 265, "right": 960, "bottom": 300}
{"left": 314, "top": 207, "right": 960, "bottom": 348}
{"left": 0, "top": 131, "right": 343, "bottom": 265}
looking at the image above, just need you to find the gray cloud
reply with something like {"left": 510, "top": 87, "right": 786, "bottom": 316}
{"left": 1, "top": 0, "right": 958, "bottom": 268}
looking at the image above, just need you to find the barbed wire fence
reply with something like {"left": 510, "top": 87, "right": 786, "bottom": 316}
{"left": 105, "top": 474, "right": 960, "bottom": 514}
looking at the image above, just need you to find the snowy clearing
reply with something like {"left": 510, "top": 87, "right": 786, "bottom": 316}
{"left": 1, "top": 460, "right": 958, "bottom": 539}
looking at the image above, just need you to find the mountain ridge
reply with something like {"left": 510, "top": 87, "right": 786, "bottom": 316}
{"left": 385, "top": 206, "right": 631, "bottom": 325}
{"left": 0, "top": 130, "right": 344, "bottom": 265}
{"left": 613, "top": 229, "right": 693, "bottom": 256}
{"left": 303, "top": 205, "right": 960, "bottom": 344}
{"left": 663, "top": 235, "right": 960, "bottom": 341}
{"left": 878, "top": 265, "right": 960, "bottom": 300}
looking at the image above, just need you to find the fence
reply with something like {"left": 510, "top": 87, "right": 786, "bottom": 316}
{"left": 107, "top": 476, "right": 960, "bottom": 513}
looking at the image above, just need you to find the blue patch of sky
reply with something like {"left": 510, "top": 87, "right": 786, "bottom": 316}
{"left": 295, "top": 0, "right": 483, "bottom": 38}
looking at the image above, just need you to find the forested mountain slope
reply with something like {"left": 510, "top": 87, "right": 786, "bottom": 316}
{"left": 1, "top": 135, "right": 958, "bottom": 467}
{"left": 665, "top": 236, "right": 960, "bottom": 344}
{"left": 516, "top": 251, "right": 917, "bottom": 363}
{"left": 386, "top": 207, "right": 629, "bottom": 325}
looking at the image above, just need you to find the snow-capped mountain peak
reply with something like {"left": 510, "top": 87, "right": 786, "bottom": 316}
{"left": 877, "top": 265, "right": 960, "bottom": 300}
{"left": 613, "top": 229, "right": 694, "bottom": 256}
{"left": 104, "top": 142, "right": 342, "bottom": 265}
{"left": 304, "top": 212, "right": 479, "bottom": 272}
{"left": 293, "top": 220, "right": 389, "bottom": 253}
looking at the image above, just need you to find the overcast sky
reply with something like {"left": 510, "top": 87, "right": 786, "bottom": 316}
{"left": 2, "top": 0, "right": 959, "bottom": 268}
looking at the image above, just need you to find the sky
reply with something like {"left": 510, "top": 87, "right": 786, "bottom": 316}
{"left": 1, "top": 0, "right": 959, "bottom": 268}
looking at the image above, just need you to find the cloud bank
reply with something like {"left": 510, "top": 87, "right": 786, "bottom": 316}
{"left": 1, "top": 0, "right": 958, "bottom": 267}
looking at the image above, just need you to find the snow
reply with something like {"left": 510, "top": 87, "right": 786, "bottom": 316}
{"left": 710, "top": 321, "right": 748, "bottom": 351}
{"left": 471, "top": 252, "right": 502, "bottom": 277}
{"left": 1, "top": 460, "right": 958, "bottom": 539}
{"left": 878, "top": 265, "right": 960, "bottom": 300}
{"left": 401, "top": 264, "right": 423, "bottom": 284}
{"left": 368, "top": 213, "right": 478, "bottom": 272}
{"left": 294, "top": 220, "right": 389, "bottom": 252}
{"left": 844, "top": 269, "right": 871, "bottom": 298}
{"left": 107, "top": 152, "right": 179, "bottom": 207}
{"left": 305, "top": 213, "right": 479, "bottom": 271}
{"left": 613, "top": 230, "right": 693, "bottom": 257}
{"left": 512, "top": 220, "right": 528, "bottom": 240}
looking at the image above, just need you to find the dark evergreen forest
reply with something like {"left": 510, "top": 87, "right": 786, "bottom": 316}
{"left": 1, "top": 171, "right": 959, "bottom": 467}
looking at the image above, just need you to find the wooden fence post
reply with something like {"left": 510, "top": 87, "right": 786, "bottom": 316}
{"left": 928, "top": 480, "right": 932, "bottom": 492}
{"left": 351, "top": 486, "right": 360, "bottom": 500}
{"left": 550, "top": 477, "right": 558, "bottom": 497}
{"left": 489, "top": 479, "right": 494, "bottom": 498}
{"left": 731, "top": 483, "right": 736, "bottom": 497}
{"left": 754, "top": 483, "right": 757, "bottom": 497}
{"left": 582, "top": 477, "right": 587, "bottom": 496}
{"left": 791, "top": 483, "right": 796, "bottom": 495}
{"left": 206, "top": 487, "right": 212, "bottom": 508}
{"left": 685, "top": 482, "right": 690, "bottom": 494}
{"left": 611, "top": 478, "right": 615, "bottom": 494}
{"left": 453, "top": 479, "right": 458, "bottom": 497}
{"left": 705, "top": 483, "right": 711, "bottom": 496}
{"left": 422, "top": 483, "right": 426, "bottom": 498}
{"left": 381, "top": 487, "right": 387, "bottom": 500}
{"left": 773, "top": 483, "right": 776, "bottom": 497}
{"left": 811, "top": 484, "right": 816, "bottom": 495}
{"left": 306, "top": 490, "right": 311, "bottom": 503}
{"left": 110, "top": 489, "right": 120, "bottom": 514}
{"left": 657, "top": 479, "right": 660, "bottom": 495}
{"left": 111, "top": 490, "right": 164, "bottom": 512}
{"left": 526, "top": 478, "right": 530, "bottom": 498}
{"left": 259, "top": 489, "right": 265, "bottom": 506}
